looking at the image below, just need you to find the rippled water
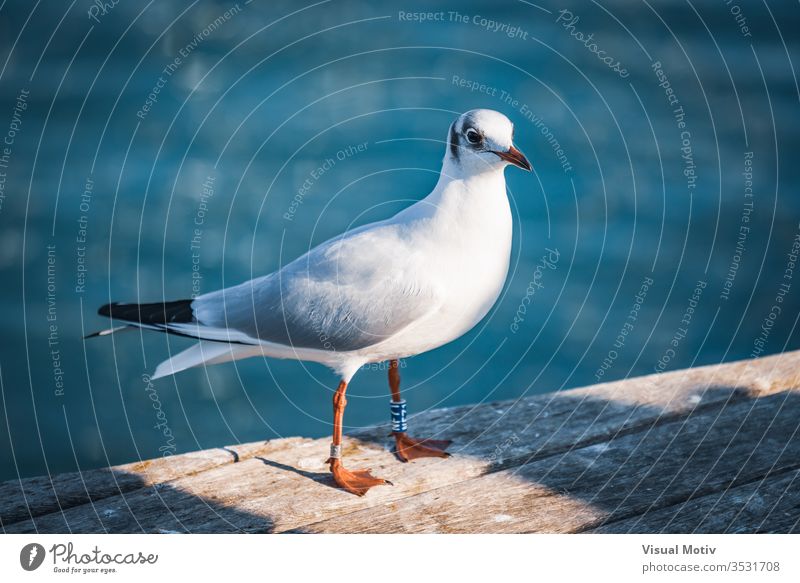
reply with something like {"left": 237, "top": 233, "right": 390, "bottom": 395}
{"left": 1, "top": 0, "right": 798, "bottom": 480}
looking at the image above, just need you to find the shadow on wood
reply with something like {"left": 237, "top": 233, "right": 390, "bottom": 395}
{"left": 1, "top": 449, "right": 277, "bottom": 533}
{"left": 2, "top": 352, "right": 799, "bottom": 533}
{"left": 291, "top": 386, "right": 800, "bottom": 533}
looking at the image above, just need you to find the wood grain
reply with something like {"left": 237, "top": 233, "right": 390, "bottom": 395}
{"left": 591, "top": 469, "right": 800, "bottom": 534}
{"left": 2, "top": 350, "right": 798, "bottom": 533}
{"left": 0, "top": 438, "right": 303, "bottom": 527}
{"left": 294, "top": 393, "right": 800, "bottom": 533}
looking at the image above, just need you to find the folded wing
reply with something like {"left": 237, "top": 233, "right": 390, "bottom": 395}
{"left": 192, "top": 223, "right": 439, "bottom": 352}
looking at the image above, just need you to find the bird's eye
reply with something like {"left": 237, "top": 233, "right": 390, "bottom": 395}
{"left": 465, "top": 129, "right": 482, "bottom": 145}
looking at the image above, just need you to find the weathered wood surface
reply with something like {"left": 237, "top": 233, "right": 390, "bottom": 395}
{"left": 591, "top": 469, "right": 800, "bottom": 534}
{"left": 0, "top": 441, "right": 279, "bottom": 527}
{"left": 2, "top": 351, "right": 799, "bottom": 533}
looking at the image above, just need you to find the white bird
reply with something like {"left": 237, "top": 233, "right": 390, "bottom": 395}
{"left": 90, "top": 109, "right": 530, "bottom": 495}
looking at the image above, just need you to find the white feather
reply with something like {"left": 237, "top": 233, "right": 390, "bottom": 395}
{"left": 151, "top": 341, "right": 256, "bottom": 380}
{"left": 129, "top": 109, "right": 524, "bottom": 382}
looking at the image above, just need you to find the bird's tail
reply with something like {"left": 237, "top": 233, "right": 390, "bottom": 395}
{"left": 88, "top": 298, "right": 260, "bottom": 379}
{"left": 152, "top": 341, "right": 256, "bottom": 380}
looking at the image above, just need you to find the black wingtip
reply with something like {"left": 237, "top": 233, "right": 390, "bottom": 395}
{"left": 97, "top": 300, "right": 194, "bottom": 325}
{"left": 97, "top": 303, "right": 115, "bottom": 317}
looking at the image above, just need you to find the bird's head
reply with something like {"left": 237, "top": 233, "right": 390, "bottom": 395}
{"left": 446, "top": 109, "right": 531, "bottom": 174}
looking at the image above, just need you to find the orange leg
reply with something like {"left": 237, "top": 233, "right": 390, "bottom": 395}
{"left": 389, "top": 360, "right": 451, "bottom": 462}
{"left": 326, "top": 379, "right": 390, "bottom": 496}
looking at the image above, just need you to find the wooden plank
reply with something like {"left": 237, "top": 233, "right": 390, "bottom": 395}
{"left": 590, "top": 469, "right": 800, "bottom": 533}
{"left": 0, "top": 437, "right": 310, "bottom": 527}
{"left": 5, "top": 437, "right": 396, "bottom": 533}
{"left": 292, "top": 391, "right": 800, "bottom": 533}
{"left": 3, "top": 351, "right": 799, "bottom": 533}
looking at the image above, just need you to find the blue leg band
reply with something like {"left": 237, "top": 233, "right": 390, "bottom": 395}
{"left": 390, "top": 399, "right": 407, "bottom": 433}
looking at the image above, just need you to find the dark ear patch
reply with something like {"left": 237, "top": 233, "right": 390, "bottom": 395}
{"left": 448, "top": 122, "right": 459, "bottom": 160}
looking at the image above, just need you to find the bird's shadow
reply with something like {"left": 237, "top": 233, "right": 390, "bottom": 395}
{"left": 4, "top": 384, "right": 799, "bottom": 534}
{"left": 254, "top": 456, "right": 335, "bottom": 489}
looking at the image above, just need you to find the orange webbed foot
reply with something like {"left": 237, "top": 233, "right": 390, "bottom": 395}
{"left": 327, "top": 458, "right": 391, "bottom": 496}
{"left": 393, "top": 432, "right": 452, "bottom": 462}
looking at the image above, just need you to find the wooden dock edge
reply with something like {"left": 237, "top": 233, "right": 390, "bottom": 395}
{"left": 2, "top": 350, "right": 799, "bottom": 533}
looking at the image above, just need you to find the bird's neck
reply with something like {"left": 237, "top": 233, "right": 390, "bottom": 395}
{"left": 438, "top": 151, "right": 505, "bottom": 185}
{"left": 391, "top": 155, "right": 510, "bottom": 232}
{"left": 426, "top": 157, "right": 508, "bottom": 215}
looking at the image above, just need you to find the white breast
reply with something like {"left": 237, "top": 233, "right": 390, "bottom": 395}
{"left": 361, "top": 169, "right": 513, "bottom": 361}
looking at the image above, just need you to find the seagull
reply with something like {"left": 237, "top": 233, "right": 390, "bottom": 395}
{"left": 89, "top": 109, "right": 530, "bottom": 496}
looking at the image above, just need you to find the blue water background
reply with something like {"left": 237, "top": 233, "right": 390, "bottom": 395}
{"left": 0, "top": 0, "right": 799, "bottom": 480}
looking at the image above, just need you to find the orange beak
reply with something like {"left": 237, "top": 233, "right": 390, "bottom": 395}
{"left": 493, "top": 145, "right": 531, "bottom": 171}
